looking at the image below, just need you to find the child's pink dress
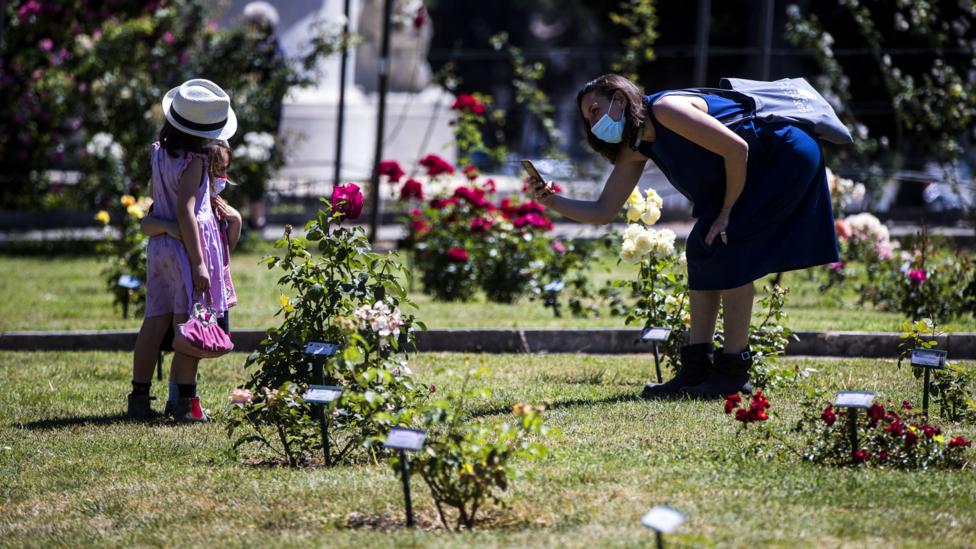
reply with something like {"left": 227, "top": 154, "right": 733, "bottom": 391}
{"left": 144, "top": 143, "right": 228, "bottom": 318}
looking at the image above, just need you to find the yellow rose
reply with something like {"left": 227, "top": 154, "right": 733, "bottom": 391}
{"left": 645, "top": 188, "right": 663, "bottom": 209}
{"left": 126, "top": 204, "right": 145, "bottom": 219}
{"left": 95, "top": 210, "right": 110, "bottom": 225}
{"left": 120, "top": 195, "right": 135, "bottom": 207}
{"left": 626, "top": 188, "right": 644, "bottom": 208}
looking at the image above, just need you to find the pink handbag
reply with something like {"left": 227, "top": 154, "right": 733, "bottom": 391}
{"left": 173, "top": 298, "right": 234, "bottom": 358}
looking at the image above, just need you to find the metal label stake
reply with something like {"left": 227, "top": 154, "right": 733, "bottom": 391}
{"left": 384, "top": 427, "right": 427, "bottom": 527}
{"left": 835, "top": 390, "right": 874, "bottom": 463}
{"left": 304, "top": 342, "right": 340, "bottom": 465}
{"left": 641, "top": 327, "right": 672, "bottom": 384}
{"left": 910, "top": 348, "right": 947, "bottom": 416}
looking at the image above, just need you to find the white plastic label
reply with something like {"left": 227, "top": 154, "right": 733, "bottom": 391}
{"left": 384, "top": 428, "right": 427, "bottom": 451}
{"left": 910, "top": 349, "right": 946, "bottom": 369}
{"left": 641, "top": 327, "right": 672, "bottom": 342}
{"left": 641, "top": 505, "right": 686, "bottom": 533}
{"left": 304, "top": 385, "right": 343, "bottom": 404}
{"left": 835, "top": 391, "right": 875, "bottom": 409}
{"left": 304, "top": 342, "right": 339, "bottom": 357}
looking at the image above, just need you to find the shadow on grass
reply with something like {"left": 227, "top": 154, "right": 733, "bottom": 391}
{"left": 19, "top": 413, "right": 169, "bottom": 430}
{"left": 469, "top": 391, "right": 643, "bottom": 419}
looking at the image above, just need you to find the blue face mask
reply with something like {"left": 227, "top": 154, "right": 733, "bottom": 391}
{"left": 213, "top": 177, "right": 228, "bottom": 195}
{"left": 590, "top": 96, "right": 625, "bottom": 144}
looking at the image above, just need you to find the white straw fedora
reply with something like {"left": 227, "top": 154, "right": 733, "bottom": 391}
{"left": 161, "top": 79, "right": 237, "bottom": 140}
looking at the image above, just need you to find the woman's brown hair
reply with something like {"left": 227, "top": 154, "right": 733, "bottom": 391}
{"left": 576, "top": 74, "right": 647, "bottom": 164}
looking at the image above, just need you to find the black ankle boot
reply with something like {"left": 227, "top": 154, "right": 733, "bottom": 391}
{"left": 683, "top": 347, "right": 753, "bottom": 399}
{"left": 641, "top": 343, "right": 714, "bottom": 399}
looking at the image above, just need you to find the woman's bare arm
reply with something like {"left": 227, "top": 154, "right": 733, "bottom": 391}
{"left": 652, "top": 95, "right": 749, "bottom": 244}
{"left": 535, "top": 158, "right": 646, "bottom": 225}
{"left": 214, "top": 198, "right": 242, "bottom": 252}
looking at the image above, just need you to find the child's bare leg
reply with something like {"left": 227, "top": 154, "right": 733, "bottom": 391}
{"left": 132, "top": 314, "right": 172, "bottom": 383}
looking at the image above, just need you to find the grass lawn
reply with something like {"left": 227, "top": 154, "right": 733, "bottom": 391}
{"left": 1, "top": 351, "right": 975, "bottom": 546}
{"left": 2, "top": 250, "right": 974, "bottom": 333}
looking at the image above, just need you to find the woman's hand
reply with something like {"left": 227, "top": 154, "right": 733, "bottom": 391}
{"left": 166, "top": 223, "right": 182, "bottom": 240}
{"left": 192, "top": 262, "right": 211, "bottom": 293}
{"left": 704, "top": 210, "right": 730, "bottom": 246}
{"left": 527, "top": 177, "right": 555, "bottom": 205}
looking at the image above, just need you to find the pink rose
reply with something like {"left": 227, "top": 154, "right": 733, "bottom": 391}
{"left": 331, "top": 183, "right": 364, "bottom": 221}
{"left": 834, "top": 219, "right": 852, "bottom": 240}
{"left": 907, "top": 269, "right": 927, "bottom": 285}
{"left": 39, "top": 38, "right": 53, "bottom": 51}
{"left": 875, "top": 242, "right": 894, "bottom": 260}
{"left": 229, "top": 388, "right": 252, "bottom": 404}
{"left": 163, "top": 31, "right": 176, "bottom": 44}
{"left": 552, "top": 241, "right": 566, "bottom": 253}
{"left": 827, "top": 261, "right": 844, "bottom": 272}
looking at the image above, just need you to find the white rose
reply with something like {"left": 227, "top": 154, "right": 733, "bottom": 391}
{"left": 640, "top": 204, "right": 661, "bottom": 226}
{"left": 619, "top": 240, "right": 641, "bottom": 264}
{"left": 634, "top": 230, "right": 655, "bottom": 256}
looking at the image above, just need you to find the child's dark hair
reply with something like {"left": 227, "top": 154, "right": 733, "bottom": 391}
{"left": 158, "top": 120, "right": 208, "bottom": 158}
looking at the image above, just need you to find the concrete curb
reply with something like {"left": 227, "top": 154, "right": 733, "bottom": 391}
{"left": 1, "top": 329, "right": 974, "bottom": 358}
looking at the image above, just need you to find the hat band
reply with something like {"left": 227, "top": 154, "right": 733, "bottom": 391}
{"left": 170, "top": 107, "right": 227, "bottom": 132}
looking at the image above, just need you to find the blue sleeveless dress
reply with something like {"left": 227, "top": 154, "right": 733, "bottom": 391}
{"left": 639, "top": 90, "right": 840, "bottom": 290}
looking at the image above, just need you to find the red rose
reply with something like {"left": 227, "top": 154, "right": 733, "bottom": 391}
{"left": 399, "top": 178, "right": 424, "bottom": 201}
{"left": 446, "top": 247, "right": 469, "bottom": 262}
{"left": 469, "top": 216, "right": 493, "bottom": 233}
{"left": 429, "top": 197, "right": 459, "bottom": 210}
{"left": 885, "top": 421, "right": 904, "bottom": 437}
{"left": 868, "top": 403, "right": 885, "bottom": 421}
{"left": 429, "top": 384, "right": 436, "bottom": 393}
{"left": 734, "top": 409, "right": 750, "bottom": 423}
{"left": 948, "top": 436, "right": 971, "bottom": 448}
{"left": 454, "top": 186, "right": 490, "bottom": 209}
{"left": 724, "top": 394, "right": 741, "bottom": 414}
{"left": 419, "top": 154, "right": 455, "bottom": 177}
{"left": 518, "top": 200, "right": 547, "bottom": 216}
{"left": 331, "top": 183, "right": 364, "bottom": 221}
{"left": 905, "top": 431, "right": 919, "bottom": 447}
{"left": 902, "top": 400, "right": 912, "bottom": 410}
{"left": 821, "top": 406, "right": 837, "bottom": 426}
{"left": 410, "top": 207, "right": 423, "bottom": 218}
{"left": 922, "top": 425, "right": 937, "bottom": 439}
{"left": 483, "top": 178, "right": 496, "bottom": 193}
{"left": 853, "top": 449, "right": 870, "bottom": 464}
{"left": 451, "top": 94, "right": 486, "bottom": 116}
{"left": 513, "top": 213, "right": 553, "bottom": 231}
{"left": 378, "top": 160, "right": 405, "bottom": 183}
{"left": 749, "top": 409, "right": 769, "bottom": 422}
{"left": 462, "top": 165, "right": 478, "bottom": 180}
{"left": 410, "top": 219, "right": 430, "bottom": 238}
{"left": 878, "top": 450, "right": 889, "bottom": 463}
{"left": 750, "top": 391, "right": 771, "bottom": 411}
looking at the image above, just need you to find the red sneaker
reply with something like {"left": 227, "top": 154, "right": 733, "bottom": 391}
{"left": 173, "top": 396, "right": 211, "bottom": 423}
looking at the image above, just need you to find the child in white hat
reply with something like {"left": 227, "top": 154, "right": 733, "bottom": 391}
{"left": 128, "top": 79, "right": 237, "bottom": 422}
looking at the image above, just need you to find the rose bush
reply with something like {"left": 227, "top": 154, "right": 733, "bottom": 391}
{"left": 226, "top": 192, "right": 428, "bottom": 466}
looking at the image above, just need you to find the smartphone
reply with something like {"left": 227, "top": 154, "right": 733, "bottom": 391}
{"left": 521, "top": 160, "right": 551, "bottom": 190}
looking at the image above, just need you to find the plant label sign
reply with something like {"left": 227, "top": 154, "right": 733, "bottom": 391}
{"left": 640, "top": 505, "right": 686, "bottom": 533}
{"left": 118, "top": 275, "right": 141, "bottom": 289}
{"left": 835, "top": 390, "right": 875, "bottom": 409}
{"left": 384, "top": 428, "right": 427, "bottom": 452}
{"left": 910, "top": 348, "right": 946, "bottom": 369}
{"left": 304, "top": 342, "right": 338, "bottom": 357}
{"left": 304, "top": 385, "right": 343, "bottom": 404}
{"left": 641, "top": 327, "right": 672, "bottom": 343}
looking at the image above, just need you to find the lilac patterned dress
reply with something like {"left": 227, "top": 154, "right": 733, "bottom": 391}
{"left": 144, "top": 142, "right": 228, "bottom": 318}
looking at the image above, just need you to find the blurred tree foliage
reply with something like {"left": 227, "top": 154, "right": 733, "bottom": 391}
{"left": 785, "top": 0, "right": 976, "bottom": 217}
{"left": 0, "top": 0, "right": 343, "bottom": 211}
